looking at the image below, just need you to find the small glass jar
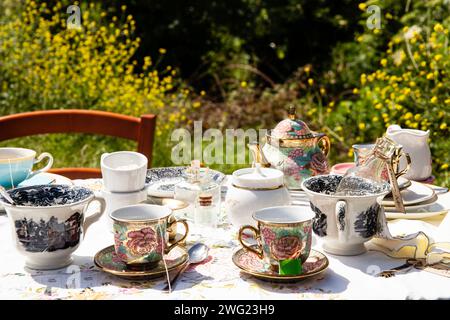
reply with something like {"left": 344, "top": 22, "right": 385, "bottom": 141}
{"left": 194, "top": 193, "right": 218, "bottom": 228}
{"left": 174, "top": 161, "right": 221, "bottom": 220}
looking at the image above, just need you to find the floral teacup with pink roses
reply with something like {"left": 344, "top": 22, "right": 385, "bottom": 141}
{"left": 110, "top": 204, "right": 188, "bottom": 267}
{"left": 238, "top": 206, "right": 314, "bottom": 274}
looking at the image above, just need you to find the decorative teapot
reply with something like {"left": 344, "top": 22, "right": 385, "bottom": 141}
{"left": 386, "top": 124, "right": 432, "bottom": 181}
{"left": 249, "top": 106, "right": 331, "bottom": 189}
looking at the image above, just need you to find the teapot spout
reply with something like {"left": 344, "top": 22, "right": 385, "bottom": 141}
{"left": 248, "top": 142, "right": 271, "bottom": 167}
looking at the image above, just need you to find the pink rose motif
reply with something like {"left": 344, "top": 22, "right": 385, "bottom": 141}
{"left": 310, "top": 152, "right": 329, "bottom": 174}
{"left": 288, "top": 148, "right": 304, "bottom": 159}
{"left": 114, "top": 231, "right": 122, "bottom": 248}
{"left": 261, "top": 227, "right": 276, "bottom": 246}
{"left": 272, "top": 120, "right": 292, "bottom": 138}
{"left": 240, "top": 252, "right": 265, "bottom": 271}
{"left": 270, "top": 236, "right": 302, "bottom": 260}
{"left": 112, "top": 251, "right": 128, "bottom": 264}
{"left": 126, "top": 227, "right": 157, "bottom": 256}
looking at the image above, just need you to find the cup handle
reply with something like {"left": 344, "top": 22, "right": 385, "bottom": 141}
{"left": 335, "top": 200, "right": 348, "bottom": 243}
{"left": 238, "top": 225, "right": 263, "bottom": 259}
{"left": 317, "top": 135, "right": 331, "bottom": 157}
{"left": 165, "top": 219, "right": 189, "bottom": 253}
{"left": 28, "top": 152, "right": 54, "bottom": 179}
{"left": 394, "top": 152, "right": 411, "bottom": 179}
{"left": 83, "top": 195, "right": 106, "bottom": 236}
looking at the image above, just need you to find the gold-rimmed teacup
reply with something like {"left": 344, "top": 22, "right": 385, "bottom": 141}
{"left": 238, "top": 206, "right": 314, "bottom": 273}
{"left": 110, "top": 204, "right": 188, "bottom": 267}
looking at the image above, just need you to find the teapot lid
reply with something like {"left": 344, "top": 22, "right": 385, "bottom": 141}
{"left": 271, "top": 105, "right": 314, "bottom": 139}
{"left": 232, "top": 164, "right": 284, "bottom": 189}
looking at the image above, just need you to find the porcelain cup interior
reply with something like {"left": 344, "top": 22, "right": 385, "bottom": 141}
{"left": 101, "top": 151, "right": 148, "bottom": 171}
{"left": 101, "top": 151, "right": 148, "bottom": 192}
{"left": 0, "top": 185, "right": 105, "bottom": 269}
{"left": 110, "top": 204, "right": 188, "bottom": 266}
{"left": 253, "top": 206, "right": 315, "bottom": 224}
{"left": 239, "top": 206, "right": 314, "bottom": 272}
{"left": 110, "top": 203, "right": 172, "bottom": 222}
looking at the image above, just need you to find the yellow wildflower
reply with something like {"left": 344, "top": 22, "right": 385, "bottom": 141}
{"left": 240, "top": 81, "right": 247, "bottom": 88}
{"left": 434, "top": 23, "right": 444, "bottom": 33}
{"left": 308, "top": 78, "right": 314, "bottom": 86}
{"left": 434, "top": 54, "right": 443, "bottom": 62}
{"left": 358, "top": 3, "right": 367, "bottom": 11}
{"left": 358, "top": 123, "right": 366, "bottom": 130}
{"left": 380, "top": 59, "right": 387, "bottom": 67}
{"left": 440, "top": 123, "right": 448, "bottom": 130}
{"left": 430, "top": 96, "right": 438, "bottom": 104}
{"left": 159, "top": 48, "right": 167, "bottom": 54}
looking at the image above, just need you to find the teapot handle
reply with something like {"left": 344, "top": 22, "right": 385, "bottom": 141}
{"left": 317, "top": 135, "right": 331, "bottom": 156}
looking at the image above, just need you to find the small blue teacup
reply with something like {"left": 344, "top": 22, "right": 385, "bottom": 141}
{"left": 0, "top": 148, "right": 53, "bottom": 189}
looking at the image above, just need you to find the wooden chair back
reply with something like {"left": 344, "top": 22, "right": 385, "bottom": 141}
{"left": 0, "top": 110, "right": 156, "bottom": 179}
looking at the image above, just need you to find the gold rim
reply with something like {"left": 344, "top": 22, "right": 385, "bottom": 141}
{"left": 94, "top": 245, "right": 188, "bottom": 277}
{"left": 231, "top": 184, "right": 284, "bottom": 191}
{"left": 232, "top": 248, "right": 329, "bottom": 280}
{"left": 253, "top": 217, "right": 314, "bottom": 227}
{"left": 0, "top": 149, "right": 36, "bottom": 164}
{"left": 109, "top": 205, "right": 173, "bottom": 224}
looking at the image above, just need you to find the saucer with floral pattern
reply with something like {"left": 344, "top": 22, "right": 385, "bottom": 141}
{"left": 94, "top": 245, "right": 188, "bottom": 280}
{"left": 233, "top": 247, "right": 328, "bottom": 282}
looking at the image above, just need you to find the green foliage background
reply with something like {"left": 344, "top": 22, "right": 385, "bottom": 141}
{"left": 0, "top": 0, "right": 448, "bottom": 186}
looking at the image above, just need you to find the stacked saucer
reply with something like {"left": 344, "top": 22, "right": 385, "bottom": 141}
{"left": 382, "top": 179, "right": 448, "bottom": 220}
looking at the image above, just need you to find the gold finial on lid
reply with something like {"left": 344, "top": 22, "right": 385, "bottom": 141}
{"left": 287, "top": 105, "right": 296, "bottom": 120}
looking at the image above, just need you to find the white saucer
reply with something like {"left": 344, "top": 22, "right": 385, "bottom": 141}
{"left": 385, "top": 203, "right": 448, "bottom": 220}
{"left": 382, "top": 181, "right": 435, "bottom": 206}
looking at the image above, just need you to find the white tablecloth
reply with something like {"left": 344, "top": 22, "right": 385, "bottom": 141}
{"left": 0, "top": 178, "right": 449, "bottom": 300}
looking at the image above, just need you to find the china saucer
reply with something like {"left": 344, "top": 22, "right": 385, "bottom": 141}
{"left": 146, "top": 167, "right": 225, "bottom": 197}
{"left": 382, "top": 181, "right": 435, "bottom": 206}
{"left": 232, "top": 247, "right": 328, "bottom": 282}
{"left": 94, "top": 245, "right": 188, "bottom": 280}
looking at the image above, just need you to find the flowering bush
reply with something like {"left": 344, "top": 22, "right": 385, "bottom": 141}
{"left": 0, "top": 1, "right": 191, "bottom": 167}
{"left": 353, "top": 22, "right": 449, "bottom": 177}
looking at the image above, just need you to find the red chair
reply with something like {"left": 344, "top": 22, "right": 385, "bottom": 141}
{"left": 0, "top": 110, "right": 157, "bottom": 179}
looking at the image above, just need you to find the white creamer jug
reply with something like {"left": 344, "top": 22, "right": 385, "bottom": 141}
{"left": 386, "top": 125, "right": 432, "bottom": 181}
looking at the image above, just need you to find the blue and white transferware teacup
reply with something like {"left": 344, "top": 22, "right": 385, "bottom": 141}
{"left": 0, "top": 184, "right": 105, "bottom": 270}
{"left": 302, "top": 175, "right": 390, "bottom": 256}
{"left": 0, "top": 148, "right": 53, "bottom": 189}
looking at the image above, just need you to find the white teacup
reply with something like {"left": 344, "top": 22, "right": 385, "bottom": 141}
{"left": 101, "top": 151, "right": 148, "bottom": 193}
{"left": 302, "top": 175, "right": 391, "bottom": 256}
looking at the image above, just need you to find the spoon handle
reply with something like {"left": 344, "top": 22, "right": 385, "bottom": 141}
{"left": 0, "top": 186, "right": 15, "bottom": 205}
{"left": 164, "top": 262, "right": 190, "bottom": 291}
